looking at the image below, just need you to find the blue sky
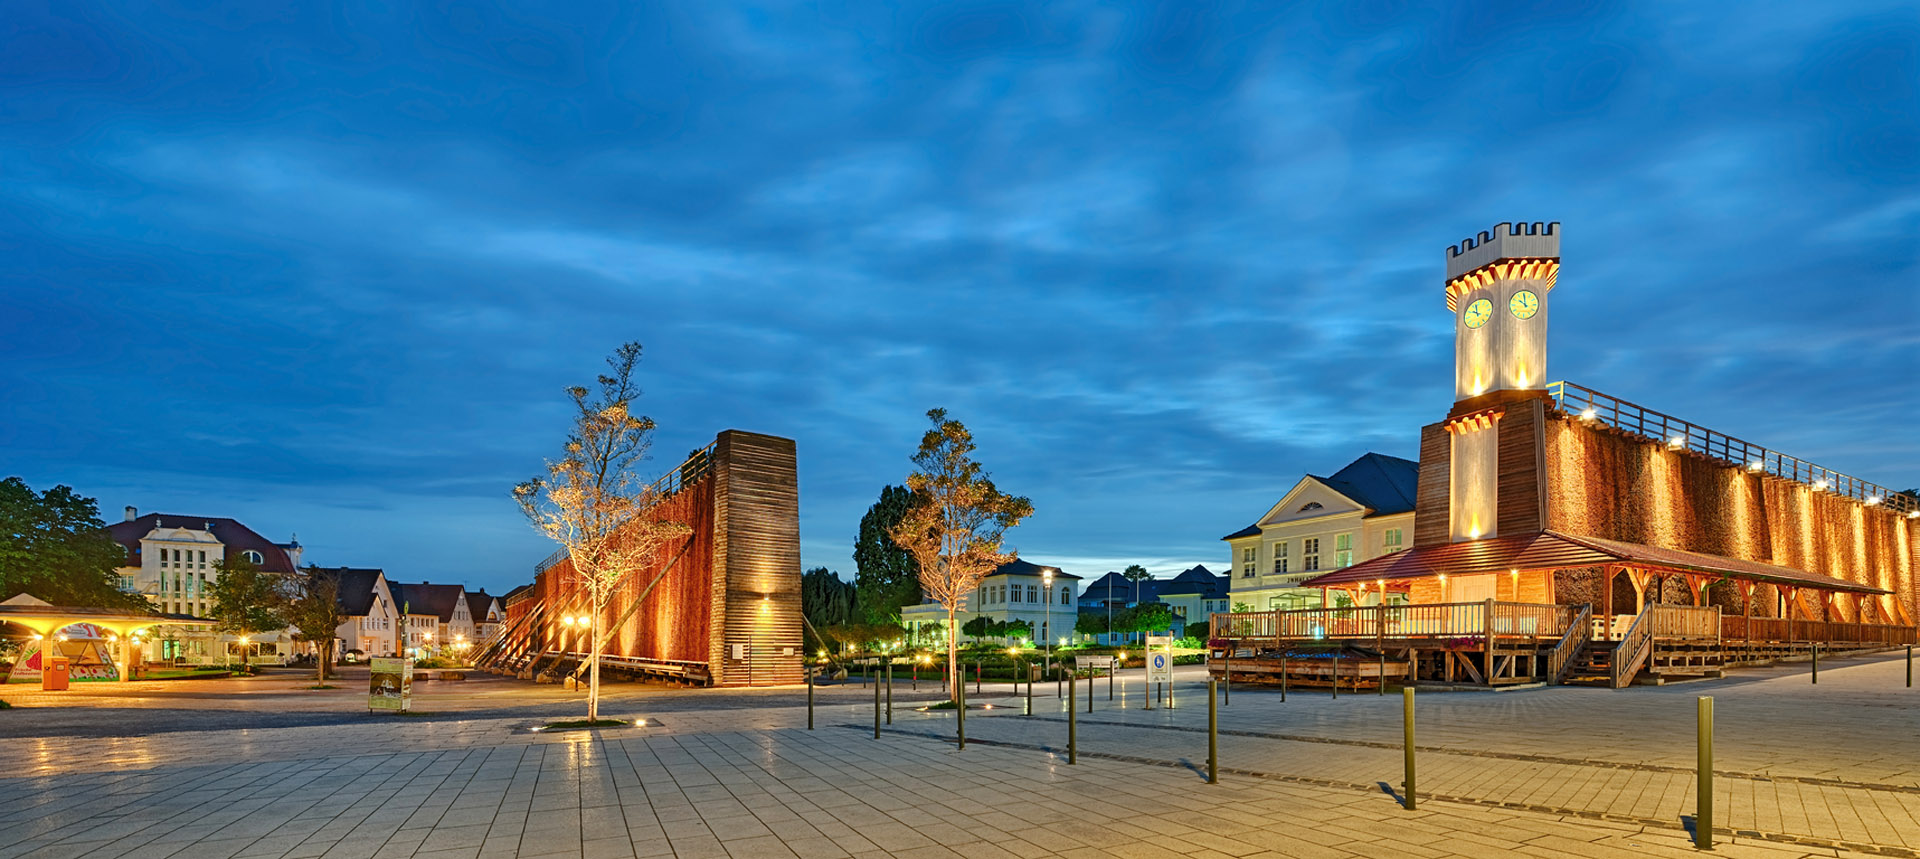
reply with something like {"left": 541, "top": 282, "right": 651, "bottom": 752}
{"left": 3, "top": 2, "right": 1915, "bottom": 594}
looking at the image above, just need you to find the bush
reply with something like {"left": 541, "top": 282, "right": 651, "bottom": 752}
{"left": 1185, "top": 622, "right": 1210, "bottom": 640}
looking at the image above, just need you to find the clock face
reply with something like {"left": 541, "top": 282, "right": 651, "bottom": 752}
{"left": 1463, "top": 298, "right": 1493, "bottom": 329}
{"left": 1510, "top": 290, "right": 1539, "bottom": 320}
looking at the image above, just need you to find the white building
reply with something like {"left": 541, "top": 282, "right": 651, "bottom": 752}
{"left": 1222, "top": 453, "right": 1418, "bottom": 612}
{"left": 106, "top": 508, "right": 302, "bottom": 664}
{"left": 901, "top": 559, "right": 1080, "bottom": 646}
{"left": 312, "top": 567, "right": 401, "bottom": 659}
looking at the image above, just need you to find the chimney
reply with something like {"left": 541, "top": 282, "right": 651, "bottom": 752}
{"left": 125, "top": 506, "right": 137, "bottom": 522}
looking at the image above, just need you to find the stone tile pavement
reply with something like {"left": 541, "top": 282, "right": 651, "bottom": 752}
{"left": 0, "top": 648, "right": 1910, "bottom": 858}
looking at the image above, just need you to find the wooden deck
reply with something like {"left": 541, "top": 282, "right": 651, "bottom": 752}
{"left": 1209, "top": 601, "right": 1915, "bottom": 689}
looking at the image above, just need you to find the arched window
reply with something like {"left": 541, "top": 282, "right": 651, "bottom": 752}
{"left": 242, "top": 550, "right": 264, "bottom": 565}
{"left": 1298, "top": 502, "right": 1323, "bottom": 512}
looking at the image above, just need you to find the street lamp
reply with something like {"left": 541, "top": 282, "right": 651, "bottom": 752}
{"left": 1041, "top": 569, "right": 1054, "bottom": 681}
{"left": 236, "top": 635, "right": 251, "bottom": 670}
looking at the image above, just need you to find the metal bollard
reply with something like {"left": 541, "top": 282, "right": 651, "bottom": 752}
{"left": 1908, "top": 645, "right": 1912, "bottom": 688}
{"left": 1332, "top": 661, "right": 1339, "bottom": 700}
{"left": 1379, "top": 653, "right": 1386, "bottom": 696}
{"left": 957, "top": 682, "right": 966, "bottom": 750}
{"left": 874, "top": 667, "right": 881, "bottom": 739}
{"left": 1403, "top": 688, "right": 1416, "bottom": 810}
{"left": 885, "top": 660, "right": 893, "bottom": 725}
{"left": 1223, "top": 652, "right": 1230, "bottom": 706}
{"left": 976, "top": 661, "right": 982, "bottom": 694}
{"left": 806, "top": 667, "right": 814, "bottom": 731}
{"left": 1068, "top": 673, "right": 1077, "bottom": 765}
{"left": 1109, "top": 662, "right": 1115, "bottom": 701}
{"left": 1207, "top": 679, "right": 1218, "bottom": 785}
{"left": 1697, "top": 696, "right": 1713, "bottom": 850}
{"left": 1087, "top": 668, "right": 1094, "bottom": 713}
{"left": 1281, "top": 653, "right": 1288, "bottom": 702}
{"left": 1811, "top": 643, "right": 1818, "bottom": 684}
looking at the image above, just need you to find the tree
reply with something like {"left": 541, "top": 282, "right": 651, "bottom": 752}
{"left": 1074, "top": 611, "right": 1109, "bottom": 637}
{"left": 1122, "top": 564, "right": 1153, "bottom": 642}
{"left": 1185, "top": 621, "right": 1211, "bottom": 640}
{"left": 853, "top": 485, "right": 922, "bottom": 623}
{"left": 889, "top": 409, "right": 1034, "bottom": 703}
{"left": 515, "top": 342, "right": 692, "bottom": 723}
{"left": 801, "top": 567, "right": 856, "bottom": 651}
{"left": 285, "top": 565, "right": 344, "bottom": 682}
{"left": 206, "top": 556, "right": 289, "bottom": 671}
{"left": 0, "top": 477, "right": 147, "bottom": 609}
{"left": 961, "top": 615, "right": 991, "bottom": 642}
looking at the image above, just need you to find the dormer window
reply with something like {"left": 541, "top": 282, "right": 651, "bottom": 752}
{"left": 1298, "top": 502, "right": 1323, "bottom": 512}
{"left": 242, "top": 550, "right": 265, "bottom": 565}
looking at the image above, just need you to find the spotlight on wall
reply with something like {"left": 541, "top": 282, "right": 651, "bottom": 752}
{"left": 1747, "top": 460, "right": 1764, "bottom": 472}
{"left": 1580, "top": 407, "right": 1597, "bottom": 421}
{"left": 1812, "top": 480, "right": 1830, "bottom": 492}
{"left": 1865, "top": 496, "right": 1882, "bottom": 506}
{"left": 1667, "top": 435, "right": 1685, "bottom": 450}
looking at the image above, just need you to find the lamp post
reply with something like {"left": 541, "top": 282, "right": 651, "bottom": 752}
{"left": 236, "top": 635, "right": 251, "bottom": 672}
{"left": 422, "top": 631, "right": 434, "bottom": 661}
{"left": 1042, "top": 569, "right": 1054, "bottom": 687}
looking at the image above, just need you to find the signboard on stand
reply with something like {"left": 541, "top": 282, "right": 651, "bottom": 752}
{"left": 369, "top": 657, "right": 413, "bottom": 712}
{"left": 1145, "top": 635, "right": 1173, "bottom": 684}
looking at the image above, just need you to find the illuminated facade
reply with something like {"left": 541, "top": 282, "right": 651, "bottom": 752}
{"left": 479, "top": 430, "right": 804, "bottom": 687}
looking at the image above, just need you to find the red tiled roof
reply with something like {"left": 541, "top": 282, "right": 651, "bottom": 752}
{"left": 1297, "top": 530, "right": 1888, "bottom": 596}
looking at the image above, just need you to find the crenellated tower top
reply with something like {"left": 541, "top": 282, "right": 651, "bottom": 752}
{"left": 1445, "top": 221, "right": 1560, "bottom": 310}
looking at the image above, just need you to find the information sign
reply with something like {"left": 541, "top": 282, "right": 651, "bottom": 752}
{"left": 1145, "top": 635, "right": 1173, "bottom": 684}
{"left": 369, "top": 657, "right": 413, "bottom": 712}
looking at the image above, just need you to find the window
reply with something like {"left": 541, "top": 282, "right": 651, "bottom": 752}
{"left": 1026, "top": 585, "right": 1038, "bottom": 603}
{"left": 1240, "top": 546, "right": 1256, "bottom": 578}
{"left": 1334, "top": 533, "right": 1353, "bottom": 568}
{"left": 1302, "top": 538, "right": 1320, "bottom": 572}
{"left": 1009, "top": 585, "right": 1021, "bottom": 604}
{"left": 1383, "top": 528, "right": 1404, "bottom": 552}
{"left": 1298, "top": 502, "right": 1323, "bottom": 512}
{"left": 1271, "top": 542, "right": 1288, "bottom": 575}
{"left": 198, "top": 550, "right": 207, "bottom": 568}
{"left": 242, "top": 549, "right": 264, "bottom": 565}
{"left": 1060, "top": 586, "right": 1070, "bottom": 605}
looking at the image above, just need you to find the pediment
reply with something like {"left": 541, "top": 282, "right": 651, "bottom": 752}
{"left": 1256, "top": 477, "right": 1366, "bottom": 527}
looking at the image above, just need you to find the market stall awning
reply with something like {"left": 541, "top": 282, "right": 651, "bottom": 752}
{"left": 1296, "top": 531, "right": 1890, "bottom": 596}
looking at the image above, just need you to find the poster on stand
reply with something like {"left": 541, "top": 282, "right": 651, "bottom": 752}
{"left": 369, "top": 657, "right": 412, "bottom": 711}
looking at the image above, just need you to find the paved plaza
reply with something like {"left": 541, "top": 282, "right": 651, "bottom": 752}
{"left": 0, "top": 650, "right": 1914, "bottom": 859}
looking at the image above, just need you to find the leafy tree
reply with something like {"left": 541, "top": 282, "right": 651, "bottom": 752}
{"left": 889, "top": 409, "right": 1034, "bottom": 702}
{"left": 515, "top": 342, "right": 692, "bottom": 723}
{"left": 1232, "top": 602, "right": 1254, "bottom": 614}
{"left": 853, "top": 485, "right": 922, "bottom": 623}
{"left": 0, "top": 477, "right": 147, "bottom": 609}
{"left": 206, "top": 556, "right": 289, "bottom": 669}
{"left": 1121, "top": 565, "right": 1153, "bottom": 642}
{"left": 801, "top": 567, "right": 856, "bottom": 640}
{"left": 285, "top": 565, "right": 345, "bottom": 681}
{"left": 1113, "top": 603, "right": 1174, "bottom": 636}
{"left": 961, "top": 615, "right": 991, "bottom": 642}
{"left": 1074, "top": 611, "right": 1109, "bottom": 636}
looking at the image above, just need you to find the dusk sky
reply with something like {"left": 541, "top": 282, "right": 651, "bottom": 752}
{"left": 4, "top": 2, "right": 1915, "bottom": 595}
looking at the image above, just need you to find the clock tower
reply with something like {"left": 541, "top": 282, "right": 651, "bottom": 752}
{"left": 1424, "top": 222, "right": 1560, "bottom": 544}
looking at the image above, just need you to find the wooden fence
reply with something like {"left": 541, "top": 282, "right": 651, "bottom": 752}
{"left": 1210, "top": 600, "right": 1581, "bottom": 646}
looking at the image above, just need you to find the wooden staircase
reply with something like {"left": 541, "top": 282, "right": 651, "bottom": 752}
{"left": 1561, "top": 640, "right": 1618, "bottom": 686}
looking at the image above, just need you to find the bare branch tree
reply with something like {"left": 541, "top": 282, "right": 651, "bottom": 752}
{"left": 514, "top": 342, "right": 691, "bottom": 723}
{"left": 889, "top": 408, "right": 1033, "bottom": 703}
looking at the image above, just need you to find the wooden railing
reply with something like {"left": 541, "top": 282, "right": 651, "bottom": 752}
{"left": 1612, "top": 609, "right": 1653, "bottom": 688}
{"left": 1646, "top": 604, "right": 1719, "bottom": 639}
{"left": 1210, "top": 601, "right": 1579, "bottom": 645}
{"left": 1550, "top": 381, "right": 1917, "bottom": 514}
{"left": 1718, "top": 615, "right": 1914, "bottom": 646}
{"left": 1548, "top": 604, "right": 1592, "bottom": 685}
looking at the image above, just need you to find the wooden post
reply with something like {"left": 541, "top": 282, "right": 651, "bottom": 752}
{"left": 806, "top": 666, "right": 814, "bottom": 731}
{"left": 885, "top": 659, "right": 892, "bottom": 725}
{"left": 1602, "top": 567, "right": 1614, "bottom": 638}
{"left": 1403, "top": 687, "right": 1416, "bottom": 811}
{"left": 1696, "top": 696, "right": 1713, "bottom": 850}
{"left": 1483, "top": 598, "right": 1495, "bottom": 687}
{"left": 1067, "top": 673, "right": 1077, "bottom": 765}
{"left": 957, "top": 681, "right": 966, "bottom": 750}
{"left": 1281, "top": 652, "right": 1288, "bottom": 702}
{"left": 1207, "top": 679, "right": 1218, "bottom": 785}
{"left": 1221, "top": 651, "right": 1228, "bottom": 705}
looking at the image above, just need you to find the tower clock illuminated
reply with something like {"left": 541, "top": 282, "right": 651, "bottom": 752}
{"left": 1445, "top": 223, "right": 1559, "bottom": 401}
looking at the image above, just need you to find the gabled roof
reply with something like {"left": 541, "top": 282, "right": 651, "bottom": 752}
{"left": 1313, "top": 453, "right": 1418, "bottom": 516}
{"left": 1156, "top": 565, "right": 1228, "bottom": 599}
{"left": 1297, "top": 530, "right": 1889, "bottom": 596}
{"left": 1221, "top": 524, "right": 1262, "bottom": 541}
{"left": 310, "top": 567, "right": 386, "bottom": 617}
{"left": 391, "top": 582, "right": 466, "bottom": 621}
{"left": 983, "top": 559, "right": 1081, "bottom": 581}
{"left": 106, "top": 514, "right": 297, "bottom": 573}
{"left": 466, "top": 590, "right": 497, "bottom": 615}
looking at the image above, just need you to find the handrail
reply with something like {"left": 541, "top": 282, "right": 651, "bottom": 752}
{"left": 1548, "top": 604, "right": 1592, "bottom": 685}
{"left": 1550, "top": 381, "right": 1917, "bottom": 515}
{"left": 1613, "top": 609, "right": 1653, "bottom": 688}
{"left": 1209, "top": 600, "right": 1575, "bottom": 643}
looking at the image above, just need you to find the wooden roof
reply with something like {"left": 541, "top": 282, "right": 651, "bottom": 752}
{"left": 1297, "top": 530, "right": 1890, "bottom": 596}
